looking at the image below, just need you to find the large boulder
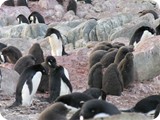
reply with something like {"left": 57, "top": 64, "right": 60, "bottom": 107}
{"left": 0, "top": 67, "right": 19, "bottom": 95}
{"left": 0, "top": 24, "right": 48, "bottom": 39}
{"left": 133, "top": 35, "right": 160, "bottom": 81}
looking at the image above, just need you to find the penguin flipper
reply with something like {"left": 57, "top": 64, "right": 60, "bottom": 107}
{"left": 61, "top": 72, "right": 72, "bottom": 92}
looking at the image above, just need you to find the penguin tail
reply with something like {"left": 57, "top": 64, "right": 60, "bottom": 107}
{"left": 6, "top": 101, "right": 20, "bottom": 109}
{"left": 121, "top": 108, "right": 134, "bottom": 112}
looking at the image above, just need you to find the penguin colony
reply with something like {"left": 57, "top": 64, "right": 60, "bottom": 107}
{"left": 0, "top": 0, "right": 160, "bottom": 120}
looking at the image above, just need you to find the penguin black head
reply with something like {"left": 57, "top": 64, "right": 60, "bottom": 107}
{"left": 46, "top": 56, "right": 57, "bottom": 68}
{"left": 16, "top": 14, "right": 30, "bottom": 24}
{"left": 80, "top": 99, "right": 120, "bottom": 119}
{"left": 28, "top": 11, "right": 45, "bottom": 24}
{"left": 44, "top": 28, "right": 62, "bottom": 39}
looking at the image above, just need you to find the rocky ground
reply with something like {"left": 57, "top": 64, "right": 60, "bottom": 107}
{"left": 0, "top": 0, "right": 160, "bottom": 120}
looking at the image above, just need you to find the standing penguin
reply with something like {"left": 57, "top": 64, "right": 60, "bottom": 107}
{"left": 118, "top": 52, "right": 134, "bottom": 88}
{"left": 28, "top": 43, "right": 44, "bottom": 64}
{"left": 88, "top": 62, "right": 103, "bottom": 89}
{"left": 122, "top": 95, "right": 160, "bottom": 116}
{"left": 44, "top": 28, "right": 68, "bottom": 56}
{"left": 14, "top": 54, "right": 36, "bottom": 74}
{"left": 102, "top": 63, "right": 123, "bottom": 100}
{"left": 17, "top": 0, "right": 28, "bottom": 7}
{"left": 46, "top": 56, "right": 72, "bottom": 102}
{"left": 129, "top": 26, "right": 155, "bottom": 46}
{"left": 67, "top": 0, "right": 77, "bottom": 15}
{"left": 1, "top": 0, "right": 14, "bottom": 6}
{"left": 80, "top": 99, "right": 120, "bottom": 120}
{"left": 16, "top": 14, "right": 30, "bottom": 24}
{"left": 28, "top": 11, "right": 45, "bottom": 24}
{"left": 9, "top": 64, "right": 47, "bottom": 107}
{"left": 0, "top": 46, "right": 22, "bottom": 64}
{"left": 38, "top": 102, "right": 70, "bottom": 120}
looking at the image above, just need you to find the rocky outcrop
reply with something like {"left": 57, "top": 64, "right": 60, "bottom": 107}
{"left": 133, "top": 36, "right": 160, "bottom": 81}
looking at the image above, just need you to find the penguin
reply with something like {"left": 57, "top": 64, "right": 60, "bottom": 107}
{"left": 111, "top": 42, "right": 125, "bottom": 49}
{"left": 0, "top": 42, "right": 7, "bottom": 51}
{"left": 122, "top": 95, "right": 160, "bottom": 116}
{"left": 114, "top": 45, "right": 134, "bottom": 64}
{"left": 46, "top": 56, "right": 72, "bottom": 102}
{"left": 83, "top": 88, "right": 102, "bottom": 99}
{"left": 118, "top": 52, "right": 134, "bottom": 88}
{"left": 38, "top": 102, "right": 70, "bottom": 120}
{"left": 67, "top": 0, "right": 77, "bottom": 15}
{"left": 16, "top": 14, "right": 30, "bottom": 24}
{"left": 129, "top": 26, "right": 155, "bottom": 46}
{"left": 100, "top": 48, "right": 118, "bottom": 68}
{"left": 44, "top": 28, "right": 68, "bottom": 56}
{"left": 55, "top": 92, "right": 93, "bottom": 111}
{"left": 28, "top": 43, "right": 44, "bottom": 64}
{"left": 0, "top": 46, "right": 22, "bottom": 64}
{"left": 88, "top": 50, "right": 107, "bottom": 68}
{"left": 88, "top": 62, "right": 103, "bottom": 89}
{"left": 139, "top": 9, "right": 159, "bottom": 20}
{"left": 28, "top": 11, "right": 45, "bottom": 24}
{"left": 70, "top": 109, "right": 81, "bottom": 120}
{"left": 90, "top": 42, "right": 112, "bottom": 54}
{"left": 37, "top": 61, "right": 49, "bottom": 93}
{"left": 9, "top": 64, "right": 47, "bottom": 107}
{"left": 2, "top": 0, "right": 14, "bottom": 6}
{"left": 17, "top": 0, "right": 28, "bottom": 7}
{"left": 102, "top": 63, "right": 123, "bottom": 100}
{"left": 14, "top": 54, "right": 36, "bottom": 74}
{"left": 56, "top": 0, "right": 64, "bottom": 5}
{"left": 80, "top": 99, "right": 121, "bottom": 120}
{"left": 154, "top": 104, "right": 160, "bottom": 120}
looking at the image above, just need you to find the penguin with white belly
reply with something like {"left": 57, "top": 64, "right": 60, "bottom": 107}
{"left": 46, "top": 56, "right": 72, "bottom": 102}
{"left": 44, "top": 28, "right": 68, "bottom": 56}
{"left": 8, "top": 64, "right": 47, "bottom": 108}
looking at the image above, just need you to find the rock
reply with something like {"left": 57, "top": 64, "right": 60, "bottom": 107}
{"left": 133, "top": 36, "right": 160, "bottom": 81}
{"left": 0, "top": 24, "right": 48, "bottom": 39}
{"left": 38, "top": 0, "right": 59, "bottom": 9}
{"left": 66, "top": 19, "right": 97, "bottom": 48}
{"left": 0, "top": 6, "right": 31, "bottom": 26}
{"left": 109, "top": 20, "right": 153, "bottom": 41}
{"left": 88, "top": 113, "right": 151, "bottom": 120}
{"left": 89, "top": 13, "right": 133, "bottom": 42}
{"left": 0, "top": 67, "right": 19, "bottom": 95}
{"left": 63, "top": 11, "right": 79, "bottom": 21}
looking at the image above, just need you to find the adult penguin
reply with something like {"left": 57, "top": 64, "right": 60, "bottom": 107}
{"left": 44, "top": 28, "right": 68, "bottom": 56}
{"left": 55, "top": 92, "right": 93, "bottom": 111}
{"left": 46, "top": 56, "right": 72, "bottom": 102}
{"left": 122, "top": 95, "right": 160, "bottom": 116}
{"left": 88, "top": 62, "right": 103, "bottom": 89}
{"left": 102, "top": 63, "right": 123, "bottom": 100}
{"left": 67, "top": 0, "right": 77, "bottom": 15}
{"left": 28, "top": 43, "right": 44, "bottom": 64}
{"left": 118, "top": 52, "right": 134, "bottom": 88}
{"left": 88, "top": 50, "right": 107, "bottom": 69}
{"left": 38, "top": 102, "right": 69, "bottom": 120}
{"left": 2, "top": 0, "right": 14, "bottom": 6}
{"left": 17, "top": 0, "right": 28, "bottom": 7}
{"left": 100, "top": 48, "right": 118, "bottom": 68}
{"left": 139, "top": 9, "right": 159, "bottom": 20}
{"left": 28, "top": 11, "right": 45, "bottom": 24}
{"left": 129, "top": 26, "right": 155, "bottom": 46}
{"left": 114, "top": 45, "right": 134, "bottom": 64}
{"left": 0, "top": 46, "right": 22, "bottom": 64}
{"left": 154, "top": 104, "right": 160, "bottom": 120}
{"left": 80, "top": 99, "right": 121, "bottom": 120}
{"left": 9, "top": 64, "right": 47, "bottom": 107}
{"left": 16, "top": 14, "right": 30, "bottom": 24}
{"left": 14, "top": 54, "right": 36, "bottom": 74}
